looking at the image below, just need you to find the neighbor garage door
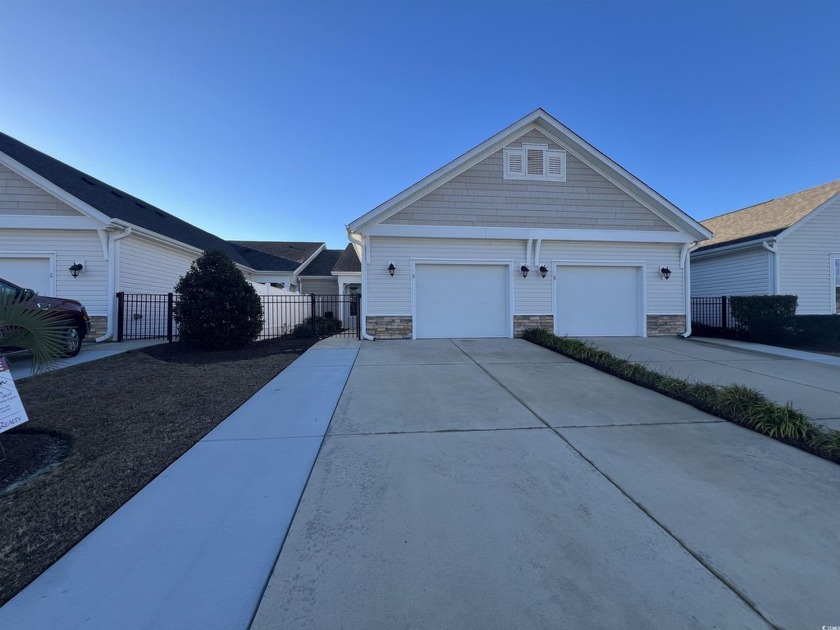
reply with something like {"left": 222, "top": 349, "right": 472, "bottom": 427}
{"left": 1, "top": 257, "right": 53, "bottom": 296}
{"left": 414, "top": 264, "right": 510, "bottom": 338}
{"left": 555, "top": 265, "right": 642, "bottom": 336}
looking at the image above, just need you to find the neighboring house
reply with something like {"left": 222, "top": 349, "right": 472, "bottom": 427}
{"left": 691, "top": 179, "right": 840, "bottom": 314}
{"left": 0, "top": 132, "right": 347, "bottom": 339}
{"left": 346, "top": 109, "right": 711, "bottom": 340}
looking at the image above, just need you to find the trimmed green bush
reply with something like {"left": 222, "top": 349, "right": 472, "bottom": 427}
{"left": 522, "top": 328, "right": 839, "bottom": 465}
{"left": 749, "top": 314, "right": 840, "bottom": 349}
{"left": 730, "top": 295, "right": 797, "bottom": 329}
{"left": 174, "top": 249, "right": 264, "bottom": 350}
{"left": 290, "top": 315, "right": 343, "bottom": 339}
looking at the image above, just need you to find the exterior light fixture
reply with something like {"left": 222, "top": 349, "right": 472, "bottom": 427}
{"left": 539, "top": 265, "right": 548, "bottom": 278}
{"left": 69, "top": 262, "right": 84, "bottom": 278}
{"left": 520, "top": 265, "right": 529, "bottom": 278}
{"left": 388, "top": 263, "right": 396, "bottom": 277}
{"left": 660, "top": 266, "right": 672, "bottom": 280}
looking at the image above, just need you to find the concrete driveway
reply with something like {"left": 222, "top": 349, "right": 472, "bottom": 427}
{"left": 252, "top": 338, "right": 840, "bottom": 629}
{"left": 585, "top": 336, "right": 840, "bottom": 430}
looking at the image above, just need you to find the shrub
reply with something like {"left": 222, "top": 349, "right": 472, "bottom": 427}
{"left": 290, "top": 316, "right": 343, "bottom": 339}
{"left": 748, "top": 315, "right": 840, "bottom": 349}
{"left": 730, "top": 295, "right": 797, "bottom": 329}
{"left": 174, "top": 249, "right": 263, "bottom": 350}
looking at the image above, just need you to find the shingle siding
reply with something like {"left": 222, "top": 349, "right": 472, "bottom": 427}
{"left": 690, "top": 246, "right": 772, "bottom": 298}
{"left": 778, "top": 196, "right": 840, "bottom": 314}
{"left": 383, "top": 130, "right": 676, "bottom": 232}
{"left": 0, "top": 164, "right": 81, "bottom": 216}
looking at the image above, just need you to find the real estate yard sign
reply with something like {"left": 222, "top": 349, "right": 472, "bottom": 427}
{"left": 0, "top": 357, "right": 28, "bottom": 433}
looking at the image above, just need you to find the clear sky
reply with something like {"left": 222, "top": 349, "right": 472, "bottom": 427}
{"left": 1, "top": 0, "right": 838, "bottom": 249}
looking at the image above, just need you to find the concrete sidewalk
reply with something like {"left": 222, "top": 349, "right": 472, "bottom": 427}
{"left": 585, "top": 336, "right": 840, "bottom": 430}
{"left": 251, "top": 339, "right": 840, "bottom": 628}
{"left": 0, "top": 337, "right": 360, "bottom": 630}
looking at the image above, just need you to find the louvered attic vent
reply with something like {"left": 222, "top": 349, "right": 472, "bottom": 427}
{"left": 503, "top": 143, "right": 566, "bottom": 181}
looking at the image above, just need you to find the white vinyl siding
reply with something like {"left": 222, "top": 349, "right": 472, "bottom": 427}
{"left": 385, "top": 130, "right": 675, "bottom": 232}
{"left": 690, "top": 246, "right": 771, "bottom": 298}
{"left": 365, "top": 236, "right": 683, "bottom": 317}
{"left": 118, "top": 235, "right": 198, "bottom": 295}
{"left": 0, "top": 228, "right": 108, "bottom": 314}
{"left": 778, "top": 195, "right": 840, "bottom": 314}
{"left": 0, "top": 164, "right": 82, "bottom": 216}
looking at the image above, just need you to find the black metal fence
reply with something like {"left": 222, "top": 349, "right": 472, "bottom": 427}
{"left": 116, "top": 292, "right": 361, "bottom": 342}
{"left": 690, "top": 296, "right": 746, "bottom": 337}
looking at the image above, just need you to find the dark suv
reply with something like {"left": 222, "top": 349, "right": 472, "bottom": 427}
{"left": 0, "top": 277, "right": 92, "bottom": 357}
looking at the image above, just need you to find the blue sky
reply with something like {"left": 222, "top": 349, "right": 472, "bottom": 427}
{"left": 1, "top": 0, "right": 838, "bottom": 249}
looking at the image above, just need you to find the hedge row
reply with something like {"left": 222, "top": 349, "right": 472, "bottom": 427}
{"left": 522, "top": 328, "right": 840, "bottom": 464}
{"left": 748, "top": 315, "right": 840, "bottom": 349}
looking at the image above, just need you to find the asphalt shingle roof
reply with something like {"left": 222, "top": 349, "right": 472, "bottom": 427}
{"left": 332, "top": 244, "right": 361, "bottom": 273}
{"left": 230, "top": 241, "right": 323, "bottom": 265}
{"left": 696, "top": 179, "right": 840, "bottom": 252}
{"left": 0, "top": 131, "right": 271, "bottom": 267}
{"left": 298, "top": 249, "right": 345, "bottom": 277}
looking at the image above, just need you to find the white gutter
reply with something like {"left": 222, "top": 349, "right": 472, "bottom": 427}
{"left": 680, "top": 243, "right": 692, "bottom": 338}
{"left": 96, "top": 226, "right": 133, "bottom": 342}
{"left": 348, "top": 232, "right": 374, "bottom": 340}
{"left": 762, "top": 239, "right": 780, "bottom": 294}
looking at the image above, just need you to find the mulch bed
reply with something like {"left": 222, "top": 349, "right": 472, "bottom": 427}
{"left": 0, "top": 336, "right": 315, "bottom": 606}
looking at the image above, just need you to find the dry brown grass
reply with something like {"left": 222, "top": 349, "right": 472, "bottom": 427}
{"left": 0, "top": 337, "right": 313, "bottom": 605}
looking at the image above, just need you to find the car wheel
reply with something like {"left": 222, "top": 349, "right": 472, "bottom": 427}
{"left": 62, "top": 325, "right": 83, "bottom": 358}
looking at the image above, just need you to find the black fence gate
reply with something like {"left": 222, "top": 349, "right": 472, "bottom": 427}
{"left": 690, "top": 296, "right": 746, "bottom": 337}
{"left": 116, "top": 292, "right": 361, "bottom": 342}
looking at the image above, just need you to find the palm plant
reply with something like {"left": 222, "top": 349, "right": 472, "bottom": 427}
{"left": 0, "top": 293, "right": 68, "bottom": 374}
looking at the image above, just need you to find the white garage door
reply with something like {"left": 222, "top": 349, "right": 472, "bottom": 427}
{"left": 555, "top": 265, "right": 642, "bottom": 336}
{"left": 1, "top": 257, "right": 53, "bottom": 296}
{"left": 415, "top": 264, "right": 510, "bottom": 338}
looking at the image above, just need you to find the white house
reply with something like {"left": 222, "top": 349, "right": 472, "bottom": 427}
{"left": 346, "top": 109, "right": 711, "bottom": 340}
{"left": 691, "top": 179, "right": 840, "bottom": 314}
{"left": 0, "top": 132, "right": 352, "bottom": 340}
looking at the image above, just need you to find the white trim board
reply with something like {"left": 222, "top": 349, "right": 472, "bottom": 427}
{"left": 365, "top": 224, "right": 693, "bottom": 243}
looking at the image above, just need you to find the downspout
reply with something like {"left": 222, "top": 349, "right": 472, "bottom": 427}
{"left": 348, "top": 232, "right": 375, "bottom": 340}
{"left": 525, "top": 238, "right": 533, "bottom": 267}
{"left": 762, "top": 239, "right": 780, "bottom": 294}
{"left": 534, "top": 239, "right": 542, "bottom": 271}
{"left": 680, "top": 243, "right": 692, "bottom": 338}
{"left": 96, "top": 226, "right": 133, "bottom": 342}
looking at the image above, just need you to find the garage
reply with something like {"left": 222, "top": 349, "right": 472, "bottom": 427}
{"left": 1, "top": 256, "right": 54, "bottom": 296}
{"left": 414, "top": 263, "right": 510, "bottom": 338}
{"left": 555, "top": 265, "right": 643, "bottom": 336}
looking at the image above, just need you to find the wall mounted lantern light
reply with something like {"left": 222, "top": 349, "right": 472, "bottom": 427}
{"left": 660, "top": 266, "right": 672, "bottom": 280}
{"left": 388, "top": 263, "right": 396, "bottom": 277}
{"left": 68, "top": 262, "right": 84, "bottom": 278}
{"left": 520, "top": 265, "right": 529, "bottom": 278}
{"left": 539, "top": 265, "right": 548, "bottom": 279}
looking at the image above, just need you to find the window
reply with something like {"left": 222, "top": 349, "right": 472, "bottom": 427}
{"left": 504, "top": 143, "right": 566, "bottom": 181}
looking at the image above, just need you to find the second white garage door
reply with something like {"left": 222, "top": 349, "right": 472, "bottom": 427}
{"left": 414, "top": 264, "right": 510, "bottom": 338}
{"left": 555, "top": 265, "right": 643, "bottom": 336}
{"left": 1, "top": 256, "right": 53, "bottom": 296}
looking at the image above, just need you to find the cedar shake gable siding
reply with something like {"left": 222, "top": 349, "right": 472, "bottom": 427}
{"left": 383, "top": 130, "right": 676, "bottom": 231}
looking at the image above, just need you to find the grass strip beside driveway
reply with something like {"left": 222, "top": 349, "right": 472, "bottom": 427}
{"left": 523, "top": 329, "right": 840, "bottom": 465}
{"left": 0, "top": 337, "right": 313, "bottom": 606}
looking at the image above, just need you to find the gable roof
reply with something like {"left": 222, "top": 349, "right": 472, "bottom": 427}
{"left": 347, "top": 108, "right": 711, "bottom": 241}
{"left": 228, "top": 243, "right": 300, "bottom": 271}
{"left": 694, "top": 179, "right": 840, "bottom": 252}
{"left": 0, "top": 131, "right": 259, "bottom": 266}
{"left": 229, "top": 241, "right": 323, "bottom": 265}
{"left": 298, "top": 248, "right": 345, "bottom": 277}
{"left": 332, "top": 244, "right": 361, "bottom": 273}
